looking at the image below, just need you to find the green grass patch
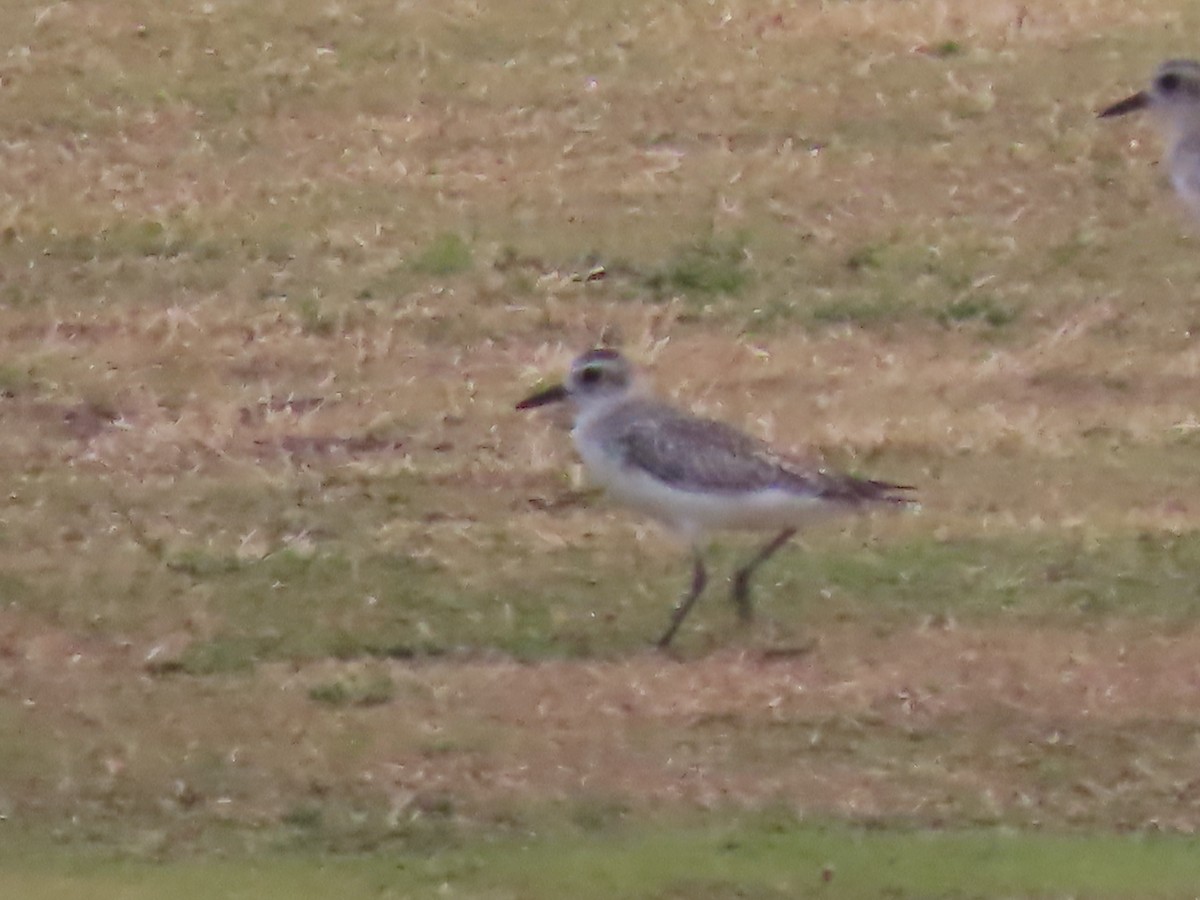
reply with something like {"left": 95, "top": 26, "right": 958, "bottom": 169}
{"left": 289, "top": 293, "right": 337, "bottom": 336}
{"left": 23, "top": 518, "right": 1190, "bottom": 663}
{"left": 177, "top": 634, "right": 271, "bottom": 675}
{"left": 410, "top": 232, "right": 474, "bottom": 276}
{"left": 40, "top": 220, "right": 226, "bottom": 262}
{"left": 18, "top": 464, "right": 1200, "bottom": 660}
{"left": 307, "top": 669, "right": 396, "bottom": 707}
{"left": 5, "top": 821, "right": 1200, "bottom": 899}
{"left": 932, "top": 39, "right": 965, "bottom": 58}
{"left": 806, "top": 292, "right": 906, "bottom": 327}
{"left": 764, "top": 529, "right": 1200, "bottom": 628}
{"left": 932, "top": 294, "right": 1020, "bottom": 328}
{"left": 788, "top": 232, "right": 1028, "bottom": 332}
{"left": 645, "top": 236, "right": 751, "bottom": 298}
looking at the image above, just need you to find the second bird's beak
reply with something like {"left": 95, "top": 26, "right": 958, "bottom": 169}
{"left": 516, "top": 383, "right": 569, "bottom": 410}
{"left": 1099, "top": 90, "right": 1150, "bottom": 118}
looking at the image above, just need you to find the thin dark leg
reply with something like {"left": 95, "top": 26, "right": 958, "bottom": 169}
{"left": 656, "top": 551, "right": 707, "bottom": 649}
{"left": 731, "top": 528, "right": 797, "bottom": 623}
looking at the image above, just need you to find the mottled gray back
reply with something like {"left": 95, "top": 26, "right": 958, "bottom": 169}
{"left": 597, "top": 398, "right": 911, "bottom": 504}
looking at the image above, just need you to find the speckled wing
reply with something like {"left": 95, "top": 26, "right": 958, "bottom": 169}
{"left": 603, "top": 400, "right": 913, "bottom": 505}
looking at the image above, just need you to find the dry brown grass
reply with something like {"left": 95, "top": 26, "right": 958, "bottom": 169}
{"left": 7, "top": 606, "right": 1200, "bottom": 833}
{"left": 4, "top": 0, "right": 1200, "bottom": 849}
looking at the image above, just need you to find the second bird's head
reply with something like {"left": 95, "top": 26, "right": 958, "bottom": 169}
{"left": 1100, "top": 58, "right": 1200, "bottom": 120}
{"left": 516, "top": 348, "right": 634, "bottom": 412}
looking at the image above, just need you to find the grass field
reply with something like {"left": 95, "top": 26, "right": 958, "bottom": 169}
{"left": 5, "top": 0, "right": 1200, "bottom": 895}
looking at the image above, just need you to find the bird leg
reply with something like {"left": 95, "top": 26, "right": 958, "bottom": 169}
{"left": 656, "top": 550, "right": 708, "bottom": 649}
{"left": 731, "top": 528, "right": 797, "bottom": 623}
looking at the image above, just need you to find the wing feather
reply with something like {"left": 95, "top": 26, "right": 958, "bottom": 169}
{"left": 601, "top": 400, "right": 912, "bottom": 506}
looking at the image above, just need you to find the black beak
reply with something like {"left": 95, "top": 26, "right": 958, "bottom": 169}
{"left": 516, "top": 383, "right": 569, "bottom": 410}
{"left": 1099, "top": 90, "right": 1150, "bottom": 118}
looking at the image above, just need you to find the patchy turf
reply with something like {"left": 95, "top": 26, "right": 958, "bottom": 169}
{"left": 7, "top": 610, "right": 1200, "bottom": 842}
{"left": 5, "top": 0, "right": 1200, "bottom": 894}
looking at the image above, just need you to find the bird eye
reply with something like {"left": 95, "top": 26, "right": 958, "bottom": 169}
{"left": 578, "top": 366, "right": 602, "bottom": 385}
{"left": 1158, "top": 72, "right": 1181, "bottom": 93}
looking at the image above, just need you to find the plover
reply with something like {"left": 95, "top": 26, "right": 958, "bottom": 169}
{"left": 517, "top": 348, "right": 914, "bottom": 648}
{"left": 1100, "top": 59, "right": 1200, "bottom": 219}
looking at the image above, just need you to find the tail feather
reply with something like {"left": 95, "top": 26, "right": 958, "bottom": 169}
{"left": 818, "top": 472, "right": 917, "bottom": 507}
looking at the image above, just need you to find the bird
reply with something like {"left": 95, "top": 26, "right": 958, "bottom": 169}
{"left": 1100, "top": 58, "right": 1200, "bottom": 219}
{"left": 516, "top": 348, "right": 915, "bottom": 648}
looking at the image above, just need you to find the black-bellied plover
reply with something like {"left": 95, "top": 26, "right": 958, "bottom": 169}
{"left": 517, "top": 348, "right": 914, "bottom": 648}
{"left": 1101, "top": 59, "right": 1200, "bottom": 219}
